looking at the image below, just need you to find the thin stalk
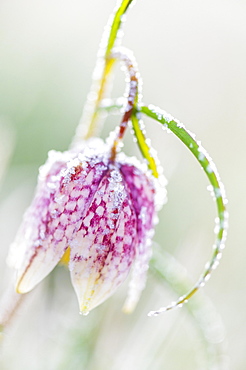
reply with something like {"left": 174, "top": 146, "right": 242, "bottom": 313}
{"left": 72, "top": 0, "right": 135, "bottom": 145}
{"left": 108, "top": 48, "right": 158, "bottom": 179}
{"left": 98, "top": 100, "right": 228, "bottom": 313}
{"left": 131, "top": 112, "right": 159, "bottom": 178}
{"left": 109, "top": 48, "right": 138, "bottom": 162}
{"left": 142, "top": 104, "right": 228, "bottom": 315}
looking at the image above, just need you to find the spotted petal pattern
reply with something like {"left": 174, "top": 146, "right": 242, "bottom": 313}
{"left": 8, "top": 139, "right": 165, "bottom": 314}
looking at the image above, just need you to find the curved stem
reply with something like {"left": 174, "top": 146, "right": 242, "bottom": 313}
{"left": 105, "top": 47, "right": 159, "bottom": 177}
{"left": 141, "top": 104, "right": 228, "bottom": 315}
{"left": 109, "top": 48, "right": 138, "bottom": 161}
{"left": 105, "top": 0, "right": 134, "bottom": 58}
{"left": 72, "top": 0, "right": 135, "bottom": 145}
{"left": 98, "top": 100, "right": 228, "bottom": 313}
{"left": 105, "top": 48, "right": 159, "bottom": 177}
{"left": 107, "top": 47, "right": 159, "bottom": 177}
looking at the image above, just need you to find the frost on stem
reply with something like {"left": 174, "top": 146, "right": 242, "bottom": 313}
{"left": 140, "top": 105, "right": 228, "bottom": 317}
{"left": 109, "top": 47, "right": 139, "bottom": 162}
{"left": 108, "top": 47, "right": 159, "bottom": 178}
{"left": 72, "top": 0, "right": 136, "bottom": 143}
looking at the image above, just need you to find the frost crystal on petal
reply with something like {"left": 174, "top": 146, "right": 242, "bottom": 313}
{"left": 8, "top": 138, "right": 166, "bottom": 314}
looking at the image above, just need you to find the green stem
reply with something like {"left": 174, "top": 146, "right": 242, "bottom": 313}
{"left": 98, "top": 100, "right": 228, "bottom": 312}
{"left": 142, "top": 104, "right": 228, "bottom": 315}
{"left": 131, "top": 111, "right": 159, "bottom": 178}
{"left": 105, "top": 0, "right": 134, "bottom": 58}
{"left": 72, "top": 0, "right": 135, "bottom": 144}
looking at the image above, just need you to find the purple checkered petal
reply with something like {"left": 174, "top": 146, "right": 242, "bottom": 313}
{"left": 8, "top": 138, "right": 165, "bottom": 313}
{"left": 9, "top": 146, "right": 108, "bottom": 293}
{"left": 69, "top": 166, "right": 137, "bottom": 314}
{"left": 120, "top": 164, "right": 157, "bottom": 312}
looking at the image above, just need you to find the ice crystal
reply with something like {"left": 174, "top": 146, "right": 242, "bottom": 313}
{"left": 8, "top": 138, "right": 166, "bottom": 315}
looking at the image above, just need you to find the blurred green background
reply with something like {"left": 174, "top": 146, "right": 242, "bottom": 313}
{"left": 0, "top": 0, "right": 245, "bottom": 369}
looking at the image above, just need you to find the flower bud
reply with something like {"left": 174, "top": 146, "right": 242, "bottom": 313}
{"left": 8, "top": 139, "right": 166, "bottom": 314}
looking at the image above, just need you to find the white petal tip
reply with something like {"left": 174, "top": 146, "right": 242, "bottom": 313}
{"left": 15, "top": 287, "right": 24, "bottom": 295}
{"left": 15, "top": 279, "right": 32, "bottom": 295}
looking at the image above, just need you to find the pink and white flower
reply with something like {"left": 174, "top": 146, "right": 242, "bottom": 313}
{"left": 8, "top": 139, "right": 165, "bottom": 315}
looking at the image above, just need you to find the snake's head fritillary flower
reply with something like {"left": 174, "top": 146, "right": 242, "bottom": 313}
{"left": 8, "top": 139, "right": 166, "bottom": 315}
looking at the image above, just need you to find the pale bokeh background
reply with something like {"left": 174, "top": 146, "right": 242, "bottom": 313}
{"left": 0, "top": 0, "right": 245, "bottom": 369}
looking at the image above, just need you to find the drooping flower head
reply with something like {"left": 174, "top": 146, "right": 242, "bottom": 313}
{"left": 8, "top": 138, "right": 166, "bottom": 315}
